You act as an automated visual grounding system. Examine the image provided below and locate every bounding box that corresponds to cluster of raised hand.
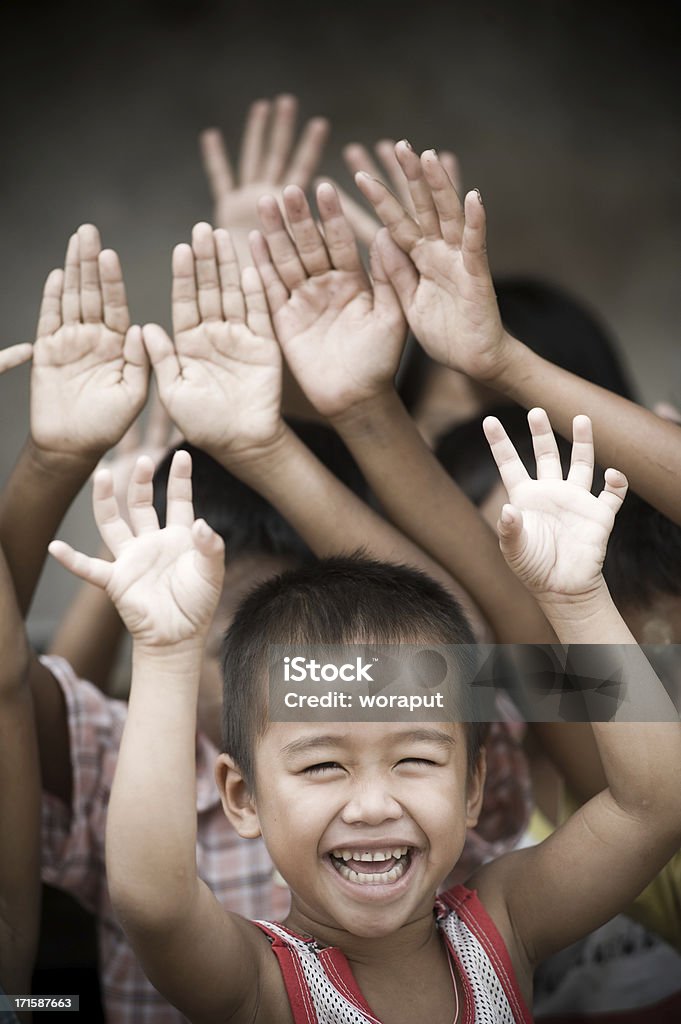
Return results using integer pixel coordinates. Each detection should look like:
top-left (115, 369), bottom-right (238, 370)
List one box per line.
top-left (1, 130), bottom-right (619, 648)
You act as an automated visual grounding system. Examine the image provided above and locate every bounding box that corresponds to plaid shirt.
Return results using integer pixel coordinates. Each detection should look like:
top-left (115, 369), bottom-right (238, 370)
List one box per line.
top-left (40, 656), bottom-right (290, 1024)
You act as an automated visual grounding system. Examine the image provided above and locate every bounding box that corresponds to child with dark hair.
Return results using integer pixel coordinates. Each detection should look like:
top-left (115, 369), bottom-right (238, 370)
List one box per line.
top-left (49, 407), bottom-right (681, 1023)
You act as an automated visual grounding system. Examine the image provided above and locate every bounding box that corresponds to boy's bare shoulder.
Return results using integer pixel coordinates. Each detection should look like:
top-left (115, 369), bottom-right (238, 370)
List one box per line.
top-left (215, 914), bottom-right (295, 1024)
top-left (467, 850), bottom-right (535, 1000)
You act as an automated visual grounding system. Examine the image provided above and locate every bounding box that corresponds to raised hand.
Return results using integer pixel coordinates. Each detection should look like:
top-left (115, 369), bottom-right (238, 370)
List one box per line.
top-left (48, 451), bottom-right (224, 647)
top-left (329, 138), bottom-right (461, 248)
top-left (143, 223), bottom-right (284, 459)
top-left (250, 182), bottom-right (407, 419)
top-left (200, 94), bottom-right (329, 258)
top-left (355, 141), bottom-right (508, 381)
top-left (483, 408), bottom-right (628, 599)
top-left (31, 224), bottom-right (149, 458)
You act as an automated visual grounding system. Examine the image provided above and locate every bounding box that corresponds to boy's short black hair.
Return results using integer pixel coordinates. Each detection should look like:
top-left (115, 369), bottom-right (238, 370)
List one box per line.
top-left (603, 492), bottom-right (681, 609)
top-left (152, 418), bottom-right (368, 562)
top-left (221, 556), bottom-right (486, 789)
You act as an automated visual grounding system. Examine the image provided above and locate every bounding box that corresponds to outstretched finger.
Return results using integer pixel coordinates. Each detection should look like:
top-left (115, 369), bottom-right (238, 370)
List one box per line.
top-left (319, 177), bottom-right (379, 248)
top-left (420, 151), bottom-right (464, 247)
top-left (100, 249), bottom-right (131, 334)
top-left (343, 143), bottom-right (385, 186)
top-left (242, 265), bottom-right (277, 339)
top-left (316, 183), bottom-right (365, 273)
top-left (192, 518), bottom-right (226, 586)
top-left (354, 172), bottom-right (422, 253)
top-left (62, 233), bottom-right (81, 324)
top-left (199, 128), bottom-right (234, 201)
top-left (249, 231), bottom-right (289, 317)
top-left (374, 229), bottom-right (418, 313)
top-left (192, 222), bottom-right (223, 322)
top-left (286, 116), bottom-right (330, 188)
top-left (142, 323), bottom-right (182, 398)
top-left (395, 142), bottom-right (441, 241)
top-left (283, 185), bottom-right (332, 276)
top-left (375, 138), bottom-right (413, 209)
top-left (482, 416), bottom-right (531, 494)
top-left (528, 408), bottom-right (563, 481)
top-left (0, 342), bottom-right (33, 374)
top-left (37, 268), bottom-right (64, 338)
top-left (440, 151), bottom-right (462, 196)
top-left (256, 195), bottom-right (306, 290)
top-left (263, 93), bottom-right (297, 182)
top-left (93, 468), bottom-right (134, 555)
top-left (369, 242), bottom-right (407, 338)
top-left (172, 243), bottom-right (200, 334)
top-left (597, 468), bottom-right (628, 514)
top-left (239, 98), bottom-right (271, 184)
top-left (567, 414), bottom-right (595, 490)
top-left (78, 224), bottom-right (103, 323)
top-left (122, 325), bottom-right (150, 401)
top-left (165, 448), bottom-right (195, 528)
top-left (461, 190), bottom-right (490, 279)
top-left (127, 455), bottom-right (160, 534)
top-left (214, 229), bottom-right (246, 322)
top-left (48, 540), bottom-right (113, 590)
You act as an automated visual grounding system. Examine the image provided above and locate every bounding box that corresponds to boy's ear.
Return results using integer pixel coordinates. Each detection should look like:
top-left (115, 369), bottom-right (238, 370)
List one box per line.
top-left (215, 754), bottom-right (261, 839)
top-left (465, 745), bottom-right (487, 829)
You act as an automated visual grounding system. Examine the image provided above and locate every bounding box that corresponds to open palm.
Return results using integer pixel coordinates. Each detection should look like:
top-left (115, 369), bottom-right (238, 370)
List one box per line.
top-left (251, 183), bottom-right (406, 418)
top-left (49, 451), bottom-right (224, 647)
top-left (484, 409), bottom-right (628, 599)
top-left (31, 224), bottom-right (148, 457)
top-left (143, 224), bottom-right (283, 457)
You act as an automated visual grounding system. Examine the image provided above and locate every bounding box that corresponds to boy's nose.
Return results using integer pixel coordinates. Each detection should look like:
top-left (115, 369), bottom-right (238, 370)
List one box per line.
top-left (340, 781), bottom-right (403, 826)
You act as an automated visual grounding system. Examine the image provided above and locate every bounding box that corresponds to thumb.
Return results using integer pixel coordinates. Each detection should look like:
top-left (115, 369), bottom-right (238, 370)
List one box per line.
top-left (375, 229), bottom-right (418, 314)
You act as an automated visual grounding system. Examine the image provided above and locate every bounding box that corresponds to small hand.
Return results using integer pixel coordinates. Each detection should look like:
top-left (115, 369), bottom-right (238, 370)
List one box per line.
top-left (31, 224), bottom-right (149, 458)
top-left (355, 142), bottom-right (507, 381)
top-left (483, 408), bottom-right (628, 599)
top-left (49, 451), bottom-right (225, 646)
top-left (143, 223), bottom-right (284, 458)
top-left (326, 138), bottom-right (460, 248)
top-left (200, 94), bottom-right (329, 258)
top-left (250, 182), bottom-right (407, 419)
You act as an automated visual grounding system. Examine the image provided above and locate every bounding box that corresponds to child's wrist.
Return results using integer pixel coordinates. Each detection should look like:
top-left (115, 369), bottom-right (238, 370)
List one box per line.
top-left (207, 420), bottom-right (291, 478)
top-left (535, 581), bottom-right (633, 643)
top-left (329, 386), bottom-right (400, 439)
top-left (26, 435), bottom-right (100, 481)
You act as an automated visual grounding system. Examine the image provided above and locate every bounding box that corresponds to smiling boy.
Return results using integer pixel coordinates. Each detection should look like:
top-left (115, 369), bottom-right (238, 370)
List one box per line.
top-left (49, 410), bottom-right (681, 1024)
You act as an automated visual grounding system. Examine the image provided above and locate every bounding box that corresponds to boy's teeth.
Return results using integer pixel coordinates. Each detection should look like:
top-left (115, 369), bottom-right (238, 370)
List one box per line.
top-left (330, 846), bottom-right (408, 862)
top-left (334, 858), bottom-right (408, 885)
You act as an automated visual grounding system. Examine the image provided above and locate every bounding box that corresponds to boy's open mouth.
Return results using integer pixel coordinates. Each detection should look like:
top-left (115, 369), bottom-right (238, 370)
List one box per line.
top-left (328, 847), bottom-right (412, 885)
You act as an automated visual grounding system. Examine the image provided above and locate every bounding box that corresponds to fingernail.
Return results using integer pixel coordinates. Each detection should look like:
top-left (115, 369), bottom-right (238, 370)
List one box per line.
top-left (474, 187), bottom-right (483, 205)
top-left (400, 138), bottom-right (414, 151)
top-left (425, 148), bottom-right (438, 158)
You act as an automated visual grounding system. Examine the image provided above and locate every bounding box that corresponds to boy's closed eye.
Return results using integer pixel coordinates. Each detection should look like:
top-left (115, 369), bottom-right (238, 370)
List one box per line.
top-left (300, 757), bottom-right (441, 776)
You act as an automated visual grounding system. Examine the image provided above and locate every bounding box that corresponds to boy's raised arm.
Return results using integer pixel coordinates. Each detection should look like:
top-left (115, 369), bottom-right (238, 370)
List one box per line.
top-left (249, 182), bottom-right (554, 643)
top-left (141, 223), bottom-right (460, 596)
top-left (356, 143), bottom-right (681, 527)
top-left (48, 453), bottom-right (263, 1023)
top-left (0, 339), bottom-right (40, 1002)
top-left (472, 410), bottom-right (681, 972)
top-left (0, 225), bottom-right (149, 805)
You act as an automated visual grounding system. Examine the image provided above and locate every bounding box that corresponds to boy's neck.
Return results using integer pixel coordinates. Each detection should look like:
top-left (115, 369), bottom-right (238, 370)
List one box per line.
top-left (285, 898), bottom-right (441, 967)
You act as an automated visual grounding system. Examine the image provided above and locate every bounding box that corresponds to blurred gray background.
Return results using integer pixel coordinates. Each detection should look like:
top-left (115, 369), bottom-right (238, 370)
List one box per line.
top-left (1, 0), bottom-right (680, 643)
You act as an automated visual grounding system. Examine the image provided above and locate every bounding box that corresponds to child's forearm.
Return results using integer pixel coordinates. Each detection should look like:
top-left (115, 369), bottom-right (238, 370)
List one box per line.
top-left (538, 585), bottom-right (681, 817)
top-left (106, 641), bottom-right (204, 931)
top-left (331, 389), bottom-right (556, 644)
top-left (0, 439), bottom-right (97, 615)
top-left (217, 424), bottom-right (462, 595)
top-left (490, 334), bottom-right (681, 526)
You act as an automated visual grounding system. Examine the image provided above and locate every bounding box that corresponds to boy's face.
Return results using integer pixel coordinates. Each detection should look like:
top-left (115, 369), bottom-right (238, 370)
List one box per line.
top-left (218, 721), bottom-right (484, 939)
